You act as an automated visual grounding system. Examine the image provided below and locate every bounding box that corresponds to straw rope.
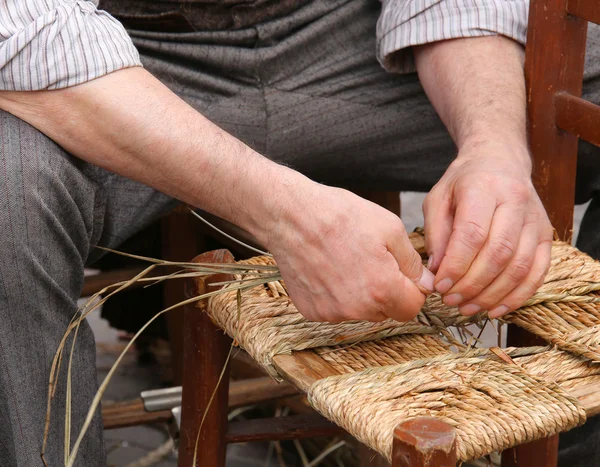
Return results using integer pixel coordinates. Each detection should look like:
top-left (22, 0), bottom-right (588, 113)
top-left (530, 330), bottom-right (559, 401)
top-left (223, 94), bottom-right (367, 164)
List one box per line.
top-left (307, 355), bottom-right (586, 462)
top-left (206, 238), bottom-right (600, 376)
top-left (314, 334), bottom-right (451, 374)
top-left (202, 232), bottom-right (600, 461)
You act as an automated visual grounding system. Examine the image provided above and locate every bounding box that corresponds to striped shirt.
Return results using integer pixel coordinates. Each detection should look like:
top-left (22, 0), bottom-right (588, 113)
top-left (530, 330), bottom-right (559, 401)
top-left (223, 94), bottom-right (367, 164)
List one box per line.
top-left (0, 0), bottom-right (528, 91)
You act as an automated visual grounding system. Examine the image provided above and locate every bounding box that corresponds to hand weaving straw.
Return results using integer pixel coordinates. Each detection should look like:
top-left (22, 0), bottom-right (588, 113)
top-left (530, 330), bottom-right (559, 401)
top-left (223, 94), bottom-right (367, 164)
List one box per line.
top-left (207, 238), bottom-right (600, 377)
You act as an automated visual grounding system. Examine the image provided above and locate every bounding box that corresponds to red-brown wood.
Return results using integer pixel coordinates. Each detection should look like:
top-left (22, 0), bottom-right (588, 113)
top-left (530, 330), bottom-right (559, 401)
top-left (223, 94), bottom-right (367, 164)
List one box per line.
top-left (504, 1), bottom-right (591, 465)
top-left (226, 413), bottom-right (342, 443)
top-left (555, 93), bottom-right (600, 147)
top-left (501, 435), bottom-right (560, 467)
top-left (392, 418), bottom-right (457, 467)
top-left (525, 0), bottom-right (587, 242)
top-left (178, 249), bottom-right (235, 467)
top-left (567, 0), bottom-right (600, 24)
top-left (162, 209), bottom-right (206, 385)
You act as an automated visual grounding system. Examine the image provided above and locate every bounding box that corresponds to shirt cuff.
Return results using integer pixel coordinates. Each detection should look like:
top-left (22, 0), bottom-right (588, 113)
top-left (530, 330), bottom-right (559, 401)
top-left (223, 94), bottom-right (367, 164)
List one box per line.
top-left (377, 0), bottom-right (528, 74)
top-left (0, 1), bottom-right (141, 91)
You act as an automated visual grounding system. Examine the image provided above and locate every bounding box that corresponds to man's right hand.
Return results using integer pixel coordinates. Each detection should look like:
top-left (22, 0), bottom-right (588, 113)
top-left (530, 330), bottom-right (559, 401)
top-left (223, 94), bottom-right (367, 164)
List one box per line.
top-left (258, 181), bottom-right (434, 322)
top-left (0, 67), bottom-right (432, 323)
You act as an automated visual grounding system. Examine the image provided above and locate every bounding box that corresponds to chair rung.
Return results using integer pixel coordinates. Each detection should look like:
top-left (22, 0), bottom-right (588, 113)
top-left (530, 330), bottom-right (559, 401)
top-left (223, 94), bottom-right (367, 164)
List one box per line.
top-left (555, 93), bottom-right (600, 147)
top-left (567, 0), bottom-right (600, 25)
top-left (226, 413), bottom-right (343, 444)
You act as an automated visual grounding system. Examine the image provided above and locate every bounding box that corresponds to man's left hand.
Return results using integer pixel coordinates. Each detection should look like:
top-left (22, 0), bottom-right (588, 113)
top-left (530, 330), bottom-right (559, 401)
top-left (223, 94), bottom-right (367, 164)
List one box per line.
top-left (423, 141), bottom-right (553, 318)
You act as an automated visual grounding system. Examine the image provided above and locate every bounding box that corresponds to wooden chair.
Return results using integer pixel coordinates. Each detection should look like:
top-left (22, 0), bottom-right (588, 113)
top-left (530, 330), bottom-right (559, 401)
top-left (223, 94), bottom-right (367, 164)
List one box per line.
top-left (176, 0), bottom-right (600, 464)
top-left (503, 1), bottom-right (600, 465)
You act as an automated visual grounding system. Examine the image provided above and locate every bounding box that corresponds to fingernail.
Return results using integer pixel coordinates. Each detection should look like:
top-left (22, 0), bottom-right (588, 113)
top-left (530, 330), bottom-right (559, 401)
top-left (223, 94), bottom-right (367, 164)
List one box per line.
top-left (426, 255), bottom-right (434, 270)
top-left (443, 293), bottom-right (463, 306)
top-left (489, 305), bottom-right (509, 318)
top-left (436, 278), bottom-right (453, 294)
top-left (418, 267), bottom-right (435, 292)
top-left (459, 303), bottom-right (481, 316)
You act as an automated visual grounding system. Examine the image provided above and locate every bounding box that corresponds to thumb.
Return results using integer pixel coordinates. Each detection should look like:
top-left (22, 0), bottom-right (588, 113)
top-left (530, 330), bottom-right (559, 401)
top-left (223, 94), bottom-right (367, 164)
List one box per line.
top-left (387, 222), bottom-right (435, 294)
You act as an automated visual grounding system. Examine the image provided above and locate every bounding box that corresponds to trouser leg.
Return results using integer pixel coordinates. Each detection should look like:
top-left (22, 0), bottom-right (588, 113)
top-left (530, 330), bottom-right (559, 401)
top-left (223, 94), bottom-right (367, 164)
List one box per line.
top-left (0, 110), bottom-right (107, 466)
top-left (0, 109), bottom-right (176, 466)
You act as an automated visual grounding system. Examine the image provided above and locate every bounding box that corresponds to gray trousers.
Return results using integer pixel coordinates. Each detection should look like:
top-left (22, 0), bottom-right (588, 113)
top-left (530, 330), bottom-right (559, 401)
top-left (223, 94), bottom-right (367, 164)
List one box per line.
top-left (1, 0), bottom-right (600, 465)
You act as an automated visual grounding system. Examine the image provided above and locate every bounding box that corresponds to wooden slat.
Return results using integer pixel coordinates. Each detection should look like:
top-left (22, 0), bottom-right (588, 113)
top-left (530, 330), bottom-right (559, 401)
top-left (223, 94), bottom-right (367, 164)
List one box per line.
top-left (226, 413), bottom-right (342, 443)
top-left (102, 399), bottom-right (172, 430)
top-left (555, 93), bottom-right (600, 147)
top-left (272, 350), bottom-right (341, 393)
top-left (568, 379), bottom-right (600, 417)
top-left (229, 376), bottom-right (299, 407)
top-left (567, 0), bottom-right (600, 25)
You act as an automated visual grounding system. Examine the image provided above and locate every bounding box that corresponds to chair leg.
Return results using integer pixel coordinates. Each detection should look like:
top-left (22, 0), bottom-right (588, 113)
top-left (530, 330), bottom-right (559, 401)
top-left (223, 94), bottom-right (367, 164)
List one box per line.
top-left (178, 250), bottom-right (234, 467)
top-left (501, 435), bottom-right (559, 467)
top-left (392, 417), bottom-right (457, 467)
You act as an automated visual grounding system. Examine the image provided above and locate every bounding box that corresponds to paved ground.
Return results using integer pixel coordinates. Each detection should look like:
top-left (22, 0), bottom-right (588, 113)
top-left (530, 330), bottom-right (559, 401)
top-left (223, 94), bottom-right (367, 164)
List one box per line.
top-left (90, 192), bottom-right (588, 466)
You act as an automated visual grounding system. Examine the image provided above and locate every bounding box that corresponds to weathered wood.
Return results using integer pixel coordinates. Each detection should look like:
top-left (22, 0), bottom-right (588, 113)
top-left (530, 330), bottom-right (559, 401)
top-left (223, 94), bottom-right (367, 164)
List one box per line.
top-left (102, 399), bottom-right (172, 430)
top-left (226, 413), bottom-right (342, 443)
top-left (273, 350), bottom-right (341, 393)
top-left (568, 378), bottom-right (600, 417)
top-left (392, 418), bottom-right (457, 467)
top-left (178, 249), bottom-right (235, 467)
top-left (229, 376), bottom-right (299, 407)
top-left (567, 0), bottom-right (600, 24)
top-left (525, 0), bottom-right (587, 241)
top-left (102, 377), bottom-right (297, 430)
top-left (555, 93), bottom-right (600, 147)
top-left (501, 435), bottom-right (560, 467)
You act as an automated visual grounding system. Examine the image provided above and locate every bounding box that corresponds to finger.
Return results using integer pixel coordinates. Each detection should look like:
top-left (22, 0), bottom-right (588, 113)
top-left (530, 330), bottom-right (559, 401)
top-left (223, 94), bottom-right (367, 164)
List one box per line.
top-left (386, 220), bottom-right (435, 293)
top-left (434, 192), bottom-right (496, 295)
top-left (488, 237), bottom-right (552, 318)
top-left (381, 269), bottom-right (427, 322)
top-left (442, 201), bottom-right (525, 307)
top-left (423, 192), bottom-right (453, 273)
top-left (458, 219), bottom-right (537, 315)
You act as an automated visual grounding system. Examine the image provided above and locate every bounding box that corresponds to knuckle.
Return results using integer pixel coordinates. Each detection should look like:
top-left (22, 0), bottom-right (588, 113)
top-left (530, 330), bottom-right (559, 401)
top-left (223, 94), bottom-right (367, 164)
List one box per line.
top-left (487, 236), bottom-right (516, 268)
top-left (455, 221), bottom-right (487, 250)
top-left (510, 185), bottom-right (530, 203)
top-left (506, 256), bottom-right (532, 283)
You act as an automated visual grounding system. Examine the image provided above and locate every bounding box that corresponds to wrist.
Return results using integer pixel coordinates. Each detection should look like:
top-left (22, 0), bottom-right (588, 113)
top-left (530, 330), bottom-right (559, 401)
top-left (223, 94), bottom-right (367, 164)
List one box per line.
top-left (235, 162), bottom-right (317, 248)
top-left (456, 135), bottom-right (532, 175)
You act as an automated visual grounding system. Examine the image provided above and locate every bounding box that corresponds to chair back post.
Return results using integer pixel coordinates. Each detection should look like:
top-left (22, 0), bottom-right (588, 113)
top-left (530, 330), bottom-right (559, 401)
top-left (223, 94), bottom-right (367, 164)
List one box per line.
top-left (525, 0), bottom-right (588, 241)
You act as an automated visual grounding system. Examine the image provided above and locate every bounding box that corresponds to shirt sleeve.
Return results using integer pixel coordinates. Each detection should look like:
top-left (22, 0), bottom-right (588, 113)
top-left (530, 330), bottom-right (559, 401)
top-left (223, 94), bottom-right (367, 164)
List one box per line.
top-left (377, 0), bottom-right (528, 74)
top-left (0, 0), bottom-right (141, 90)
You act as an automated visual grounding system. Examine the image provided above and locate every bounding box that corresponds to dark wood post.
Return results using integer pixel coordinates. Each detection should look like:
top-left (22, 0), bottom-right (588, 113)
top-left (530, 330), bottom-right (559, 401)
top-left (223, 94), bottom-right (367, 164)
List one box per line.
top-left (392, 418), bottom-right (457, 467)
top-left (178, 249), bottom-right (235, 467)
top-left (504, 0), bottom-right (589, 464)
top-left (525, 0), bottom-right (587, 241)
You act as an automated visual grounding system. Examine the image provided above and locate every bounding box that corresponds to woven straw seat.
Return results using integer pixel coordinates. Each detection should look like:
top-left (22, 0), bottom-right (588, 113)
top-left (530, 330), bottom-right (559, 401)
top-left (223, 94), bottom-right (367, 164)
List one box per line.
top-left (203, 230), bottom-right (600, 463)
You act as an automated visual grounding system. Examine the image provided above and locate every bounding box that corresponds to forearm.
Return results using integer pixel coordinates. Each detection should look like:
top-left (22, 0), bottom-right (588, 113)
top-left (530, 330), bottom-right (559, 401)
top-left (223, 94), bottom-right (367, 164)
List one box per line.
top-left (414, 36), bottom-right (530, 170)
top-left (0, 67), bottom-right (307, 242)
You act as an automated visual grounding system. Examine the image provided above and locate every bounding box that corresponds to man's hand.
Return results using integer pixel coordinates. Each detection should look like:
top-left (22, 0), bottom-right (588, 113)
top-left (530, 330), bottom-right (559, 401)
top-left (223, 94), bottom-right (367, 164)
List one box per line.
top-left (0, 67), bottom-right (433, 324)
top-left (414, 36), bottom-right (553, 317)
top-left (261, 183), bottom-right (434, 322)
top-left (424, 141), bottom-right (553, 318)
